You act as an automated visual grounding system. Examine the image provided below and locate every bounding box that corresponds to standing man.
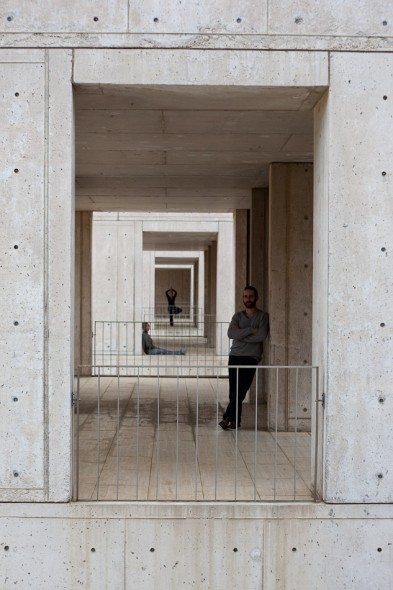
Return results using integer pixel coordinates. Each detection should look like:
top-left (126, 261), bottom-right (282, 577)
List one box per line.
top-left (219, 286), bottom-right (269, 431)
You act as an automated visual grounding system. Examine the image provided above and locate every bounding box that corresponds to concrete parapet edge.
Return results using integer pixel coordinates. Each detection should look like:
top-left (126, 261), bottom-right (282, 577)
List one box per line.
top-left (1, 501), bottom-right (393, 520)
top-left (1, 33), bottom-right (393, 51)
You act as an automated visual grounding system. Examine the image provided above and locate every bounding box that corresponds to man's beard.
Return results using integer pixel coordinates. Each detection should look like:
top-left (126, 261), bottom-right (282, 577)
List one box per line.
top-left (244, 301), bottom-right (256, 308)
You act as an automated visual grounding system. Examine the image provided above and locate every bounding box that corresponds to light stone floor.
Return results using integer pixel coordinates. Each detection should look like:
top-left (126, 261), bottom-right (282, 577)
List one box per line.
top-left (74, 375), bottom-right (315, 502)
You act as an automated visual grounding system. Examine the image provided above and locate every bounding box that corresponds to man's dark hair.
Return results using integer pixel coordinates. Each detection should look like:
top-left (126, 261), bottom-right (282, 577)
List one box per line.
top-left (244, 285), bottom-right (258, 298)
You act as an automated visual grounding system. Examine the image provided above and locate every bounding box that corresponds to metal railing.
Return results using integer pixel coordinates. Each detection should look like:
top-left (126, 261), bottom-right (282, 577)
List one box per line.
top-left (93, 320), bottom-right (231, 375)
top-left (142, 305), bottom-right (204, 322)
top-left (73, 364), bottom-right (320, 502)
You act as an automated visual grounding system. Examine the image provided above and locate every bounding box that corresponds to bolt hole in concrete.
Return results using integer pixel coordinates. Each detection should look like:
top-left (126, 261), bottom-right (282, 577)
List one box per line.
top-left (14, 244), bottom-right (18, 249)
top-left (14, 92), bottom-right (19, 97)
top-left (6, 16), bottom-right (12, 21)
top-left (382, 20), bottom-right (388, 26)
top-left (14, 168), bottom-right (19, 173)
top-left (150, 548), bottom-right (155, 552)
top-left (380, 323), bottom-right (385, 327)
top-left (377, 473), bottom-right (384, 479)
top-left (13, 321), bottom-right (19, 326)
top-left (382, 171), bottom-right (387, 176)
top-left (383, 95), bottom-right (388, 100)
top-left (4, 546), bottom-right (9, 551)
top-left (377, 547), bottom-right (383, 552)
top-left (381, 247), bottom-right (386, 252)
top-left (379, 397), bottom-right (385, 404)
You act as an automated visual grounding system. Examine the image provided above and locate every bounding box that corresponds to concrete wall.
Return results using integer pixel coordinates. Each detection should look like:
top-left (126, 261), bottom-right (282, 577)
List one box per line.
top-left (313, 53), bottom-right (393, 503)
top-left (0, 504), bottom-right (392, 589)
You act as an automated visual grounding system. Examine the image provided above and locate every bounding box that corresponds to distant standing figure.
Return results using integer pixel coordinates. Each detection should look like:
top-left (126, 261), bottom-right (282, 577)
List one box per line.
top-left (219, 286), bottom-right (269, 431)
top-left (165, 287), bottom-right (178, 326)
top-left (142, 323), bottom-right (185, 355)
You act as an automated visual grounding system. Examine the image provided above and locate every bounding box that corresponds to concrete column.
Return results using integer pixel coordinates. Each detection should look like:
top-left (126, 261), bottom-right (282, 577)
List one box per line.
top-left (314, 53), bottom-right (393, 502)
top-left (250, 189), bottom-right (268, 309)
top-left (249, 190), bottom-right (269, 408)
top-left (197, 252), bottom-right (205, 329)
top-left (0, 49), bottom-right (73, 502)
top-left (74, 212), bottom-right (92, 375)
top-left (268, 164), bottom-right (313, 431)
top-left (205, 243), bottom-right (217, 347)
top-left (216, 222), bottom-right (234, 354)
top-left (234, 209), bottom-right (248, 309)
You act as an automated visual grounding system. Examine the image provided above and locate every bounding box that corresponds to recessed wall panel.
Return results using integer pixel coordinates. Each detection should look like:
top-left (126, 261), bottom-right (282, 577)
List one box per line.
top-left (130, 0), bottom-right (267, 34)
top-left (268, 0), bottom-right (393, 36)
top-left (0, 62), bottom-right (46, 491)
top-left (0, 1), bottom-right (128, 33)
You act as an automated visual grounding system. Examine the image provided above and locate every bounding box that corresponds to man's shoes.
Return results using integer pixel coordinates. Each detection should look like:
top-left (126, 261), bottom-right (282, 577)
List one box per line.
top-left (219, 419), bottom-right (240, 431)
top-left (219, 419), bottom-right (229, 430)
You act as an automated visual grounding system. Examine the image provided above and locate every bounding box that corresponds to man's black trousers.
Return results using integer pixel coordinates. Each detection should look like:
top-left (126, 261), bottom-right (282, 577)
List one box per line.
top-left (223, 355), bottom-right (258, 426)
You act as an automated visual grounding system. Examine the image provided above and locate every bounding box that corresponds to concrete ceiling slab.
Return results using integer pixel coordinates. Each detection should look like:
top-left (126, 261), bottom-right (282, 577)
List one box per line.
top-left (75, 84), bottom-right (323, 213)
top-left (144, 231), bottom-right (217, 251)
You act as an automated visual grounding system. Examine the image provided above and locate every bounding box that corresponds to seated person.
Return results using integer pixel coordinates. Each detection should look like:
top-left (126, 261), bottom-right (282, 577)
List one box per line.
top-left (142, 322), bottom-right (185, 355)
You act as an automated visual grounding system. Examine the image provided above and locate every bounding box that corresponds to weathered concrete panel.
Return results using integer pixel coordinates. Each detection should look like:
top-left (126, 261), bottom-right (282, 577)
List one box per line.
top-left (74, 49), bottom-right (328, 87)
top-left (268, 0), bottom-right (393, 37)
top-left (264, 518), bottom-right (393, 589)
top-left (0, 61), bottom-right (46, 492)
top-left (125, 519), bottom-right (263, 589)
top-left (0, 503), bottom-right (392, 589)
top-left (130, 0), bottom-right (267, 34)
top-left (0, 0), bottom-right (128, 33)
top-left (0, 517), bottom-right (126, 589)
top-left (314, 52), bottom-right (393, 502)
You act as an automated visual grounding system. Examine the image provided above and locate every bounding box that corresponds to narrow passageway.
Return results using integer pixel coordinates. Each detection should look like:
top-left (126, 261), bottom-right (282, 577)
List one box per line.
top-left (74, 376), bottom-right (313, 502)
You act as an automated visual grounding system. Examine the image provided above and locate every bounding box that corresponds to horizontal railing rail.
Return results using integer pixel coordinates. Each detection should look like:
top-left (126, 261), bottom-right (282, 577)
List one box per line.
top-left (74, 364), bottom-right (319, 503)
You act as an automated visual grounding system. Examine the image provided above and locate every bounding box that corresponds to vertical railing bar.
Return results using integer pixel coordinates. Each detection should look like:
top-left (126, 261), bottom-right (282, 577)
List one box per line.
top-left (155, 371), bottom-right (160, 500)
top-left (136, 367), bottom-right (140, 500)
top-left (75, 366), bottom-right (81, 500)
top-left (124, 322), bottom-right (127, 365)
top-left (176, 368), bottom-right (179, 500)
top-left (115, 322), bottom-right (121, 365)
top-left (314, 366), bottom-right (320, 502)
top-left (294, 368), bottom-right (299, 501)
top-left (116, 370), bottom-right (120, 500)
top-left (234, 366), bottom-right (239, 501)
top-left (215, 372), bottom-right (219, 501)
top-left (109, 323), bottom-right (112, 370)
top-left (96, 367), bottom-right (101, 501)
top-left (195, 369), bottom-right (199, 500)
top-left (101, 323), bottom-right (104, 369)
top-left (93, 323), bottom-right (96, 368)
top-left (274, 367), bottom-right (279, 501)
top-left (254, 366), bottom-right (259, 501)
